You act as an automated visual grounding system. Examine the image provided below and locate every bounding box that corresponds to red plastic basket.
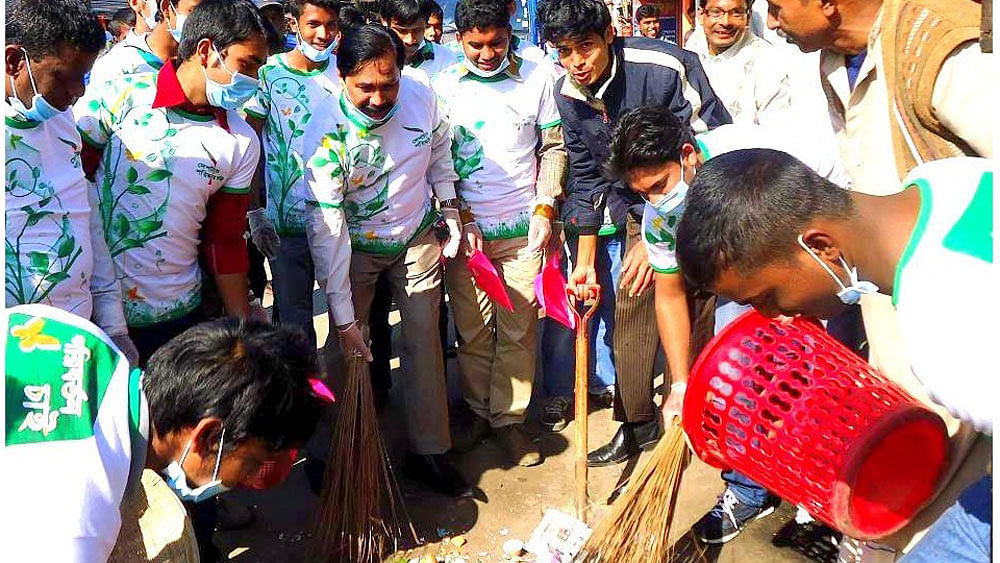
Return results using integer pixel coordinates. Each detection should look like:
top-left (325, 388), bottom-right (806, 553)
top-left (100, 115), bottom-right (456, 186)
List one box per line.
top-left (246, 448), bottom-right (298, 490)
top-left (682, 311), bottom-right (949, 539)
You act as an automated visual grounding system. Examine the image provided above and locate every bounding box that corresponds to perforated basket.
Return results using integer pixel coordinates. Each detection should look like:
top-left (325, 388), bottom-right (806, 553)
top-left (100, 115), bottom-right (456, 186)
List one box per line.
top-left (682, 311), bottom-right (949, 539)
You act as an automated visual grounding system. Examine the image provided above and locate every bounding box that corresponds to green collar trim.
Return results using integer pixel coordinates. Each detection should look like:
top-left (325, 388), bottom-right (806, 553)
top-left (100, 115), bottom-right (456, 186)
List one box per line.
top-left (278, 53), bottom-right (330, 76)
top-left (5, 115), bottom-right (40, 129)
top-left (171, 107), bottom-right (215, 122)
top-left (891, 180), bottom-right (932, 307)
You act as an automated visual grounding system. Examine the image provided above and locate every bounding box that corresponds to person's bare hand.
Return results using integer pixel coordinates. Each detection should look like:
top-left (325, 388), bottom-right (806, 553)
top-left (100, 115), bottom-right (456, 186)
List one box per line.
top-left (619, 242), bottom-right (654, 297)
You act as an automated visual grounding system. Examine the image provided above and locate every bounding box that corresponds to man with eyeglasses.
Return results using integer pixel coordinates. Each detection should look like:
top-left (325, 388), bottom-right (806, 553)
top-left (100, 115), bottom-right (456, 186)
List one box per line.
top-left (685, 0), bottom-right (790, 127)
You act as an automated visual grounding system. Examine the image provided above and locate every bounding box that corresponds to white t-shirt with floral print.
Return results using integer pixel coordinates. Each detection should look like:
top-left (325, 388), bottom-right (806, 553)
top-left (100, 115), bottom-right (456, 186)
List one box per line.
top-left (75, 72), bottom-right (260, 327)
top-left (88, 31), bottom-right (163, 87)
top-left (433, 56), bottom-right (562, 240)
top-left (244, 53), bottom-right (340, 236)
top-left (5, 104), bottom-right (126, 335)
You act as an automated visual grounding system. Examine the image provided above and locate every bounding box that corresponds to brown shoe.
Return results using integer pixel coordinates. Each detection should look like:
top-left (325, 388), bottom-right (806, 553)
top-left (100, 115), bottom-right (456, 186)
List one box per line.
top-left (495, 424), bottom-right (542, 467)
top-left (450, 415), bottom-right (491, 453)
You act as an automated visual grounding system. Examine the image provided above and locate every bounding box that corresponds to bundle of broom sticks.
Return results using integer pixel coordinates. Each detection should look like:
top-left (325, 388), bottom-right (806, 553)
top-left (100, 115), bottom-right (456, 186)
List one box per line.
top-left (312, 353), bottom-right (418, 562)
top-left (576, 422), bottom-right (693, 562)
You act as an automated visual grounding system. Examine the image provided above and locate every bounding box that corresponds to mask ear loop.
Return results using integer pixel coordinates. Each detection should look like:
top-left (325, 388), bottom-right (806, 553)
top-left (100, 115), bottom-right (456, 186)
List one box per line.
top-left (797, 234), bottom-right (849, 291)
top-left (210, 427), bottom-right (226, 481)
top-left (17, 49), bottom-right (40, 97)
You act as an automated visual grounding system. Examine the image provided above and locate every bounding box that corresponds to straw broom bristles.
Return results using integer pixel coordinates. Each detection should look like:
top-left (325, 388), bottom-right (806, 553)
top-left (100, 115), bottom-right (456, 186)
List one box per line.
top-left (312, 354), bottom-right (418, 562)
top-left (576, 423), bottom-right (693, 563)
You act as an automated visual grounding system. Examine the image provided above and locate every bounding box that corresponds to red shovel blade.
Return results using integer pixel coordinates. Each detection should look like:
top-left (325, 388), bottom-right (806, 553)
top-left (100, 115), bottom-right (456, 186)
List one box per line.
top-left (467, 249), bottom-right (514, 311)
top-left (535, 253), bottom-right (576, 330)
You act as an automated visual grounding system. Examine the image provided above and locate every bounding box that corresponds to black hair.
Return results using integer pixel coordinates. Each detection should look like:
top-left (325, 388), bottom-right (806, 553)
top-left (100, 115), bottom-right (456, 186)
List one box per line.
top-left (605, 104), bottom-right (692, 181)
top-left (676, 149), bottom-right (854, 290)
top-left (698, 0), bottom-right (752, 10)
top-left (538, 0), bottom-right (611, 44)
top-left (337, 23), bottom-right (405, 76)
top-left (144, 318), bottom-right (325, 452)
top-left (112, 7), bottom-right (138, 29)
top-left (455, 0), bottom-right (511, 34)
top-left (6, 0), bottom-right (106, 59)
top-left (636, 4), bottom-right (661, 20)
top-left (339, 4), bottom-right (370, 33)
top-left (178, 0), bottom-right (277, 60)
top-left (379, 0), bottom-right (430, 25)
top-left (424, 0), bottom-right (445, 20)
top-left (286, 0), bottom-right (342, 19)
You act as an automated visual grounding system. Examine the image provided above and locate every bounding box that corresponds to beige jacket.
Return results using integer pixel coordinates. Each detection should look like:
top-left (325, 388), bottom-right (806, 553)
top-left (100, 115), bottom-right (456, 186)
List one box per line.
top-left (819, 7), bottom-right (994, 197)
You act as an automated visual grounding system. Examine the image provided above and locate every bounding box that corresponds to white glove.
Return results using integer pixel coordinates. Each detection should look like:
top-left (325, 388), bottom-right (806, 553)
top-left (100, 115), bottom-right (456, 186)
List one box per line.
top-left (462, 221), bottom-right (484, 256)
top-left (525, 214), bottom-right (552, 254)
top-left (441, 207), bottom-right (463, 259)
top-left (110, 332), bottom-right (140, 367)
top-left (247, 208), bottom-right (280, 260)
top-left (338, 321), bottom-right (373, 362)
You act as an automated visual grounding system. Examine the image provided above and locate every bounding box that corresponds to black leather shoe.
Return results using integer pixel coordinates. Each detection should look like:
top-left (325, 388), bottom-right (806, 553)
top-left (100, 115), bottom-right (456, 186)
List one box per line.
top-left (403, 452), bottom-right (471, 497)
top-left (587, 420), bottom-right (661, 467)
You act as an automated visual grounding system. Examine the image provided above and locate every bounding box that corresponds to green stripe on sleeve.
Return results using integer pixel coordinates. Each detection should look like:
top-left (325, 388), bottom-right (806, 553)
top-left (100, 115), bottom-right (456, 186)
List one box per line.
top-left (539, 119), bottom-right (562, 130)
top-left (220, 185), bottom-right (251, 194)
top-left (652, 265), bottom-right (680, 275)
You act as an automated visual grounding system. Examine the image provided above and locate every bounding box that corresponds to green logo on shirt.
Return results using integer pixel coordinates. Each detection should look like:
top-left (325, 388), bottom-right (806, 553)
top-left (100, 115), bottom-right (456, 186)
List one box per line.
top-left (403, 125), bottom-right (431, 147)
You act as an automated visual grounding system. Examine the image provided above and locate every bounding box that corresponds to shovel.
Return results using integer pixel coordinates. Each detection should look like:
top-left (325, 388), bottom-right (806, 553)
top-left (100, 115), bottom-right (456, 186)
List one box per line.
top-left (569, 284), bottom-right (601, 523)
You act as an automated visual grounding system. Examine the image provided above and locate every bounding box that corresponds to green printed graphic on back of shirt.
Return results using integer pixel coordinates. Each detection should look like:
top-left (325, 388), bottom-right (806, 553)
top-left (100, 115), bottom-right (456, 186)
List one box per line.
top-left (645, 210), bottom-right (679, 250)
top-left (5, 313), bottom-right (121, 445)
top-left (942, 171), bottom-right (993, 263)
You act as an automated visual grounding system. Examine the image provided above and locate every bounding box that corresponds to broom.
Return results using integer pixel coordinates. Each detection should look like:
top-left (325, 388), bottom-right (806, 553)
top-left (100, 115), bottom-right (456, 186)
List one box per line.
top-left (313, 348), bottom-right (418, 562)
top-left (575, 421), bottom-right (694, 562)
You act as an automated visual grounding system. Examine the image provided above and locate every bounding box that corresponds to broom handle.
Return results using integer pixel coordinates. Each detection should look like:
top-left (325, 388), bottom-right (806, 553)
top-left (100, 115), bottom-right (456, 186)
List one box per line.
top-left (575, 321), bottom-right (589, 522)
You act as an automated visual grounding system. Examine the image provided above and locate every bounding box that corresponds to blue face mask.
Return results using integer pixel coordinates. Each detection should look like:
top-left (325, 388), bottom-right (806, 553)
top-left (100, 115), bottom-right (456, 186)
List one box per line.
top-left (646, 167), bottom-right (689, 214)
top-left (7, 50), bottom-right (64, 123)
top-left (161, 427), bottom-right (230, 503)
top-left (168, 3), bottom-right (187, 43)
top-left (297, 32), bottom-right (339, 62)
top-left (797, 235), bottom-right (879, 305)
top-left (340, 87), bottom-right (397, 129)
top-left (203, 44), bottom-right (260, 110)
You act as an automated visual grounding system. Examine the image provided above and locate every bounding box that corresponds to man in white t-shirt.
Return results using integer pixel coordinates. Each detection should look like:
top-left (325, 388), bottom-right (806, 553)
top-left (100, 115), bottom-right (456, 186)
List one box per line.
top-left (3, 303), bottom-right (327, 562)
top-left (684, 0), bottom-right (790, 127)
top-left (306, 25), bottom-right (469, 497)
top-left (675, 151), bottom-right (992, 562)
top-left (88, 0), bottom-right (203, 87)
top-left (604, 106), bottom-right (849, 544)
top-left (5, 0), bottom-right (138, 364)
top-left (381, 0), bottom-right (459, 84)
top-left (76, 1), bottom-right (270, 364)
top-left (433, 0), bottom-right (566, 467)
top-left (243, 0), bottom-right (345, 349)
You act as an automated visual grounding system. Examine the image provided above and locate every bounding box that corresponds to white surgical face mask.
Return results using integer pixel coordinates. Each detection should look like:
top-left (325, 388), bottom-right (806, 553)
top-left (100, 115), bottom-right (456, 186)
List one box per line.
top-left (463, 45), bottom-right (511, 78)
top-left (161, 427), bottom-right (230, 503)
top-left (297, 32), bottom-right (338, 62)
top-left (797, 235), bottom-right (879, 305)
top-left (168, 2), bottom-right (187, 43)
top-left (647, 166), bottom-right (689, 214)
top-left (142, 0), bottom-right (159, 30)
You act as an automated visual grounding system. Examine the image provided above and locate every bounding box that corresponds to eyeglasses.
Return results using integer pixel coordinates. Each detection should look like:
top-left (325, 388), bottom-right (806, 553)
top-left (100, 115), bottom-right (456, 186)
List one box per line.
top-left (705, 7), bottom-right (749, 21)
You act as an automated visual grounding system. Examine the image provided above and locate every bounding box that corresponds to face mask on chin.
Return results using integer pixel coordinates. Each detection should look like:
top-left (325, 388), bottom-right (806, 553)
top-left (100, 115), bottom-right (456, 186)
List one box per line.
top-left (160, 427), bottom-right (230, 503)
top-left (340, 85), bottom-right (397, 129)
top-left (7, 50), bottom-right (63, 122)
top-left (796, 235), bottom-right (879, 305)
top-left (463, 47), bottom-right (510, 78)
top-left (297, 32), bottom-right (339, 62)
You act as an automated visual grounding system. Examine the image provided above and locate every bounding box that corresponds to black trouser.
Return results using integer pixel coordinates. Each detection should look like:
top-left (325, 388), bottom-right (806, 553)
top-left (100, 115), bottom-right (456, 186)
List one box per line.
top-left (128, 310), bottom-right (204, 368)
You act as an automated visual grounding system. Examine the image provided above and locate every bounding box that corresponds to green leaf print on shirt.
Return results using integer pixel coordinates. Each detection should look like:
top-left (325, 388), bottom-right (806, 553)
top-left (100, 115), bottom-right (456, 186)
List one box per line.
top-left (452, 124), bottom-right (484, 180)
top-left (645, 213), bottom-right (678, 251)
top-left (265, 76), bottom-right (314, 234)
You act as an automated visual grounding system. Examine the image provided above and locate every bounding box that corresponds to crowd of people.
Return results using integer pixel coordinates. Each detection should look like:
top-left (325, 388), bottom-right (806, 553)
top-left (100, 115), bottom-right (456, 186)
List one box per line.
top-left (4, 0), bottom-right (992, 561)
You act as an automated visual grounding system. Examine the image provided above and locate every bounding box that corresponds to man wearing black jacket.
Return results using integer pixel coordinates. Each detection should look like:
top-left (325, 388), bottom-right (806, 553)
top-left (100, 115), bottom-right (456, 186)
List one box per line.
top-left (539, 0), bottom-right (730, 466)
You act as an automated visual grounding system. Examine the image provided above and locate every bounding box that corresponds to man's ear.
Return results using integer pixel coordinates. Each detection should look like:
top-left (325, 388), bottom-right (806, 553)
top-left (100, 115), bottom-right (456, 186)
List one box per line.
top-left (800, 229), bottom-right (843, 262)
top-left (4, 45), bottom-right (25, 80)
top-left (820, 0), bottom-right (838, 18)
top-left (189, 417), bottom-right (225, 456)
top-left (604, 24), bottom-right (616, 43)
top-left (681, 142), bottom-right (699, 169)
top-left (194, 37), bottom-right (213, 67)
top-left (455, 31), bottom-right (463, 45)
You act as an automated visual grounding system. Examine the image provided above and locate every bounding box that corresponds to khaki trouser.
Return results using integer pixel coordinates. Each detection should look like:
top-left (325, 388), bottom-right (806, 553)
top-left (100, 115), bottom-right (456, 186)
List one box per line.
top-left (858, 293), bottom-right (991, 553)
top-left (446, 237), bottom-right (542, 427)
top-left (350, 227), bottom-right (451, 455)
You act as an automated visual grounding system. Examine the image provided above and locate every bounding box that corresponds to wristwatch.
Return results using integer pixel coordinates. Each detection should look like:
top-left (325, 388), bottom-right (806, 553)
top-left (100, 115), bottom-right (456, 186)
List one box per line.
top-left (440, 198), bottom-right (460, 209)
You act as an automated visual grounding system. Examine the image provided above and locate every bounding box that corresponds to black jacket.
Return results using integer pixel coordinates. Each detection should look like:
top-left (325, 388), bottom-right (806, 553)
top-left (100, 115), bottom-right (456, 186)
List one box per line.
top-left (555, 37), bottom-right (731, 235)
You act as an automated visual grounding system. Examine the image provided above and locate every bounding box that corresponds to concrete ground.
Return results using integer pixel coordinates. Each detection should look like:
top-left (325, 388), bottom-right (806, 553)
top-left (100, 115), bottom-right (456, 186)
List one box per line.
top-left (215, 286), bottom-right (841, 562)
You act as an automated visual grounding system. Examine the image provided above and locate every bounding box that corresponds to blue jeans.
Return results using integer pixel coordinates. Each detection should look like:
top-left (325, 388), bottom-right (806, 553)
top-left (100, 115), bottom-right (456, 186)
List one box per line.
top-left (541, 233), bottom-right (622, 397)
top-left (901, 476), bottom-right (992, 563)
top-left (270, 234), bottom-right (317, 347)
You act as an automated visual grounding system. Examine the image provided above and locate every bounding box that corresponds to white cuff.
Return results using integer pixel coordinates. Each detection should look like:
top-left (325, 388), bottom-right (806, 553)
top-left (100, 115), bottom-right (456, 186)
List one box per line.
top-left (432, 181), bottom-right (457, 202)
